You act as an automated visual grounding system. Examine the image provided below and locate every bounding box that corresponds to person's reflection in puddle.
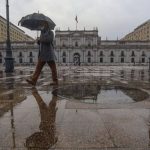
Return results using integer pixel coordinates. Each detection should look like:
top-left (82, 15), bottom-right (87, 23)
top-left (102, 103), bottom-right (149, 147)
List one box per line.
top-left (26, 86), bottom-right (58, 149)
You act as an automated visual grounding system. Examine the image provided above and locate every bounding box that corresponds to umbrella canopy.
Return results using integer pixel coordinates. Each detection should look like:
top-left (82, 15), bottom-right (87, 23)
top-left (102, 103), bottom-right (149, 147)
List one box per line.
top-left (18, 13), bottom-right (56, 30)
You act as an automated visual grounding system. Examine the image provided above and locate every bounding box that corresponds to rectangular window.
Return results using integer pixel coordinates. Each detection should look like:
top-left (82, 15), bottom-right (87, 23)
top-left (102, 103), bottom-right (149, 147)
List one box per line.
top-left (30, 58), bottom-right (33, 63)
top-left (121, 58), bottom-right (124, 63)
top-left (110, 57), bottom-right (114, 63)
top-left (88, 57), bottom-right (91, 63)
top-left (63, 57), bottom-right (66, 63)
top-left (131, 58), bottom-right (135, 63)
top-left (0, 59), bottom-right (2, 63)
top-left (142, 58), bottom-right (145, 63)
top-left (19, 58), bottom-right (22, 63)
top-left (100, 58), bottom-right (103, 63)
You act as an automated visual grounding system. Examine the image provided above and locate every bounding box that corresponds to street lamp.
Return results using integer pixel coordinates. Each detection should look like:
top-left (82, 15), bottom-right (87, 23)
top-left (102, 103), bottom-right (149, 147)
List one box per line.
top-left (5, 0), bottom-right (14, 73)
top-left (149, 57), bottom-right (150, 71)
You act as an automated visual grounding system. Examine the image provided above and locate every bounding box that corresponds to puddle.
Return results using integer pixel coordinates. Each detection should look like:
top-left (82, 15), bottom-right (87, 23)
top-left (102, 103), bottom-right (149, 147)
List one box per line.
top-left (56, 84), bottom-right (149, 104)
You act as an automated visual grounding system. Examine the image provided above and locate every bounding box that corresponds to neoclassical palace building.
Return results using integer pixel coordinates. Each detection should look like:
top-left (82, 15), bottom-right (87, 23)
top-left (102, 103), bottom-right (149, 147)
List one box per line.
top-left (0, 29), bottom-right (150, 66)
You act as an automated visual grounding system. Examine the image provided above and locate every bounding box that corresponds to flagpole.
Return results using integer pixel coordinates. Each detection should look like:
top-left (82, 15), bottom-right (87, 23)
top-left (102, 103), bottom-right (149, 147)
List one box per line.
top-left (75, 15), bottom-right (78, 30)
top-left (76, 21), bottom-right (77, 30)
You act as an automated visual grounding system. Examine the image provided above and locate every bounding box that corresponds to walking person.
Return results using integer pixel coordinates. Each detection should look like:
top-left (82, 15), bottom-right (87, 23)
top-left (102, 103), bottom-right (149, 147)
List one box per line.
top-left (26, 22), bottom-right (58, 86)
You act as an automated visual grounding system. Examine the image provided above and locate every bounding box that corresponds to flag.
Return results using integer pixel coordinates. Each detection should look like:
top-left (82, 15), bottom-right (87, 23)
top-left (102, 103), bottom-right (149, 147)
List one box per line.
top-left (75, 15), bottom-right (78, 23)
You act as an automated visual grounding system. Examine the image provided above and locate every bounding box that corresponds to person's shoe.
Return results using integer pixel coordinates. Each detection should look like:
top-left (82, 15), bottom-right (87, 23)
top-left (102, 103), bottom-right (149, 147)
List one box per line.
top-left (26, 77), bottom-right (36, 86)
top-left (52, 89), bottom-right (58, 96)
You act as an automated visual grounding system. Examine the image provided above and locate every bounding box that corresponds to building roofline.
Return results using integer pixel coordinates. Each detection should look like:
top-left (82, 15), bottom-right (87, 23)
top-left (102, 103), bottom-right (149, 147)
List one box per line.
top-left (102, 40), bottom-right (150, 42)
top-left (135, 19), bottom-right (150, 31)
top-left (0, 15), bottom-right (35, 40)
top-left (0, 41), bottom-right (36, 44)
top-left (55, 29), bottom-right (98, 32)
top-left (0, 15), bottom-right (25, 33)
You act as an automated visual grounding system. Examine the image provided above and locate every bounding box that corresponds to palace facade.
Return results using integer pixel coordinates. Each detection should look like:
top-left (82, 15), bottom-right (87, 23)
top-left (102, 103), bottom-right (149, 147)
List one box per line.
top-left (55, 29), bottom-right (150, 65)
top-left (0, 29), bottom-right (150, 66)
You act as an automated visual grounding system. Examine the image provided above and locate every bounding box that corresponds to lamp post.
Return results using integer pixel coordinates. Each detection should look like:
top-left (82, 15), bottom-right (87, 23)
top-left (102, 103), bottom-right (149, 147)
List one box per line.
top-left (5, 0), bottom-right (14, 73)
top-left (149, 57), bottom-right (150, 71)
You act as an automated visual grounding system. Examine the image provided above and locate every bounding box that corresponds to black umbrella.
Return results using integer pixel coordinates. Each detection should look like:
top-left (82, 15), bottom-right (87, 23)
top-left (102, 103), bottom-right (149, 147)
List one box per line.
top-left (18, 13), bottom-right (56, 30)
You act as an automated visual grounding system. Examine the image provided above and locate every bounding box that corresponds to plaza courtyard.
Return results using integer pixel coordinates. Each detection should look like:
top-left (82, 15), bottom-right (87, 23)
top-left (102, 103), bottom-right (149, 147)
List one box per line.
top-left (0, 65), bottom-right (150, 149)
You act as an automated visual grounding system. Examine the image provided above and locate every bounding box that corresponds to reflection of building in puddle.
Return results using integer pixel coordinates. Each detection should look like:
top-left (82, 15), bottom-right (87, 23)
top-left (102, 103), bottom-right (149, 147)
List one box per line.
top-left (0, 75), bottom-right (25, 101)
top-left (30, 71), bottom-right (33, 74)
top-left (19, 70), bottom-right (23, 75)
top-left (26, 88), bottom-right (58, 149)
top-left (57, 84), bottom-right (148, 104)
top-left (120, 69), bottom-right (148, 81)
top-left (148, 113), bottom-right (150, 147)
top-left (0, 70), bottom-right (3, 78)
top-left (0, 89), bottom-right (25, 101)
top-left (0, 74), bottom-right (17, 148)
top-left (58, 84), bottom-right (100, 103)
top-left (0, 74), bottom-right (26, 148)
top-left (10, 102), bottom-right (16, 148)
top-left (148, 71), bottom-right (150, 82)
top-left (131, 70), bottom-right (135, 80)
top-left (0, 102), bottom-right (17, 148)
top-left (0, 74), bottom-right (26, 120)
top-left (140, 70), bottom-right (145, 80)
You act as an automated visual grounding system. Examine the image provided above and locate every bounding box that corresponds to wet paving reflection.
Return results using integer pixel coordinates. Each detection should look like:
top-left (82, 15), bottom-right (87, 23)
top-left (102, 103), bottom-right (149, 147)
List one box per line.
top-left (1, 66), bottom-right (150, 83)
top-left (0, 66), bottom-right (150, 149)
top-left (56, 84), bottom-right (149, 104)
top-left (0, 86), bottom-right (60, 149)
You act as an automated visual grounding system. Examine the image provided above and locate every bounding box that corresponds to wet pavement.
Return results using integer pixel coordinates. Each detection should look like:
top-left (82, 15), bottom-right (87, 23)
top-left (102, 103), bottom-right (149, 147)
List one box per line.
top-left (0, 65), bottom-right (150, 149)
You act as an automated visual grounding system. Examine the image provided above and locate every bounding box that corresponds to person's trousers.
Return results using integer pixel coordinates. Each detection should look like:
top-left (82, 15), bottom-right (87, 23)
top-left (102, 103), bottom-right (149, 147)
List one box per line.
top-left (32, 59), bottom-right (58, 84)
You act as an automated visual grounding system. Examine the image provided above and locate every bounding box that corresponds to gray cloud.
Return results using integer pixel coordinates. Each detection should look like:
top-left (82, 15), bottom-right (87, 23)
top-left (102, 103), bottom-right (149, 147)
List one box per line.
top-left (0, 0), bottom-right (149, 39)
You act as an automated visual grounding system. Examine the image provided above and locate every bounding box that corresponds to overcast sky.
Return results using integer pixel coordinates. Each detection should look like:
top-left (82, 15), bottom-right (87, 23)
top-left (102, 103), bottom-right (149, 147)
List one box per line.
top-left (0, 0), bottom-right (149, 40)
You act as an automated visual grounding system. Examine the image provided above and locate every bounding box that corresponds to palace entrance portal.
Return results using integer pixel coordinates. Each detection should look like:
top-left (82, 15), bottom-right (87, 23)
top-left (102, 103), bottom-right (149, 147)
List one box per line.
top-left (73, 53), bottom-right (80, 66)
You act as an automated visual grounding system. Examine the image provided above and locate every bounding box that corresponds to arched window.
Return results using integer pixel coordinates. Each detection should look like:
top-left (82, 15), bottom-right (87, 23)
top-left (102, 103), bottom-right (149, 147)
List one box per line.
top-left (73, 53), bottom-right (80, 66)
